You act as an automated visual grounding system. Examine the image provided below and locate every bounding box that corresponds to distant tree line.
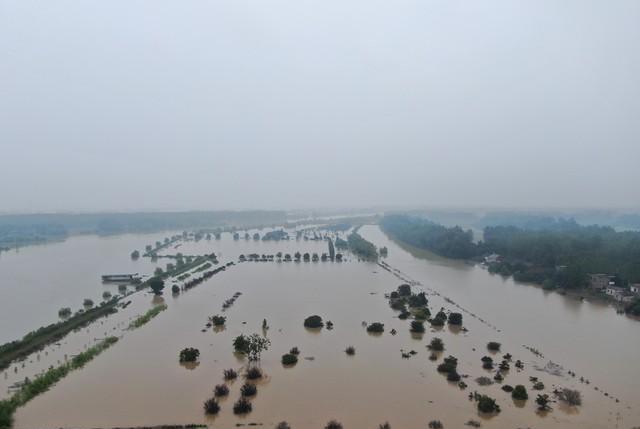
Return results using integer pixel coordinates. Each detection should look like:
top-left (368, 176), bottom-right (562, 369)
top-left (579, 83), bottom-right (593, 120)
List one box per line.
top-left (0, 211), bottom-right (286, 248)
top-left (381, 214), bottom-right (640, 289)
top-left (381, 215), bottom-right (476, 259)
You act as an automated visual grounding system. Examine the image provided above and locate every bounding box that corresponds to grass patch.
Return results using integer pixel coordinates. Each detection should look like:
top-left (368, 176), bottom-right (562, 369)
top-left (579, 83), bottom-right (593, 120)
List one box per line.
top-left (128, 304), bottom-right (168, 330)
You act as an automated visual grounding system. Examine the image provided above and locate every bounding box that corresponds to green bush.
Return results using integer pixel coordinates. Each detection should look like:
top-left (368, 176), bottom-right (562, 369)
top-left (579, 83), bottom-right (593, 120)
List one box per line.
top-left (203, 398), bottom-right (220, 414)
top-left (477, 395), bottom-right (501, 413)
top-left (282, 353), bottom-right (298, 365)
top-left (367, 322), bottom-right (384, 333)
top-left (304, 315), bottom-right (324, 328)
top-left (448, 312), bottom-right (463, 325)
top-left (241, 383), bottom-right (257, 397)
top-left (487, 342), bottom-right (501, 352)
top-left (214, 384), bottom-right (229, 397)
top-left (223, 368), bottom-right (238, 380)
top-left (209, 315), bottom-right (226, 326)
top-left (179, 347), bottom-right (200, 363)
top-left (233, 397), bottom-right (252, 414)
top-left (397, 284), bottom-right (411, 296)
top-left (245, 367), bottom-right (263, 380)
top-left (430, 317), bottom-right (445, 327)
top-left (512, 385), bottom-right (528, 400)
top-left (410, 320), bottom-right (425, 333)
top-left (428, 337), bottom-right (444, 351)
top-left (413, 308), bottom-right (431, 320)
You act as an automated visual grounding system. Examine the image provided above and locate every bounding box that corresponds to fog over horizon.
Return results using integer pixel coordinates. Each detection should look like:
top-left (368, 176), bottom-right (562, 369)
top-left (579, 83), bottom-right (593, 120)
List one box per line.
top-left (1, 0), bottom-right (639, 214)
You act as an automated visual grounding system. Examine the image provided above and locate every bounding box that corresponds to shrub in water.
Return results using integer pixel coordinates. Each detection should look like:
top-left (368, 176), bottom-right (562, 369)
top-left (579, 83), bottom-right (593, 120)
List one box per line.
top-left (276, 423), bottom-right (291, 429)
top-left (304, 315), bottom-right (324, 328)
top-left (282, 353), bottom-right (298, 365)
top-left (447, 371), bottom-right (461, 382)
top-left (241, 383), bottom-right (257, 397)
top-left (325, 420), bottom-right (343, 429)
top-left (245, 367), bottom-right (263, 380)
top-left (502, 384), bottom-right (514, 392)
top-left (367, 322), bottom-right (385, 333)
top-left (477, 395), bottom-right (500, 414)
top-left (428, 337), bottom-right (445, 351)
top-left (448, 312), bottom-right (463, 325)
top-left (430, 317), bottom-right (445, 327)
top-left (345, 346), bottom-right (356, 355)
top-left (289, 347), bottom-right (300, 355)
top-left (410, 320), bottom-right (425, 333)
top-left (233, 397), bottom-right (252, 414)
top-left (214, 384), bottom-right (229, 397)
top-left (487, 342), bottom-right (501, 352)
top-left (557, 388), bottom-right (582, 406)
top-left (397, 284), bottom-right (411, 296)
top-left (210, 315), bottom-right (226, 326)
top-left (408, 292), bottom-right (428, 307)
top-left (179, 347), bottom-right (200, 363)
top-left (203, 397), bottom-right (220, 414)
top-left (428, 421), bottom-right (443, 429)
top-left (223, 368), bottom-right (238, 380)
top-left (413, 308), bottom-right (431, 320)
top-left (512, 385), bottom-right (528, 400)
top-left (233, 335), bottom-right (249, 354)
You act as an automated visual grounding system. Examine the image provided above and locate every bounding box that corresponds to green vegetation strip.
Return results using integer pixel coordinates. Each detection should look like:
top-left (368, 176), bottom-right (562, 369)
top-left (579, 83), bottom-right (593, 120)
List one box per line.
top-left (347, 231), bottom-right (378, 260)
top-left (193, 262), bottom-right (213, 273)
top-left (0, 299), bottom-right (119, 371)
top-left (0, 336), bottom-right (118, 429)
top-left (128, 304), bottom-right (168, 330)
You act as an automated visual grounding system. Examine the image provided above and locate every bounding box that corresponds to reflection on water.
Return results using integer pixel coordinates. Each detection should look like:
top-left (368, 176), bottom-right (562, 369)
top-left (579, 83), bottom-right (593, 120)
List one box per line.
top-left (4, 226), bottom-right (638, 428)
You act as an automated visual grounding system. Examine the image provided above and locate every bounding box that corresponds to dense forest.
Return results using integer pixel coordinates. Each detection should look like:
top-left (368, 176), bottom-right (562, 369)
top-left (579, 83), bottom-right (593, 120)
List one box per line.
top-left (381, 214), bottom-right (640, 289)
top-left (0, 211), bottom-right (286, 248)
top-left (380, 215), bottom-right (477, 259)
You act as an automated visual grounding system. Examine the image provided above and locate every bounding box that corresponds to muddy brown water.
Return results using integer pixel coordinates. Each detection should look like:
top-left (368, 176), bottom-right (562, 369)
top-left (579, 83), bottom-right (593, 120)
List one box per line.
top-left (4, 226), bottom-right (639, 428)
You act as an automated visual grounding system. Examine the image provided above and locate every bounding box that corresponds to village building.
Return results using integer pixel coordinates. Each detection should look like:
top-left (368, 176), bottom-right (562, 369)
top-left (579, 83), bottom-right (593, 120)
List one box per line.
top-left (589, 273), bottom-right (614, 291)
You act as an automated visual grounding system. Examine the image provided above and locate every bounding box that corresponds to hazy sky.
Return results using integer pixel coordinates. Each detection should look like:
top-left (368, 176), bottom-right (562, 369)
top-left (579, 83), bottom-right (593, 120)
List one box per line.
top-left (1, 0), bottom-right (639, 213)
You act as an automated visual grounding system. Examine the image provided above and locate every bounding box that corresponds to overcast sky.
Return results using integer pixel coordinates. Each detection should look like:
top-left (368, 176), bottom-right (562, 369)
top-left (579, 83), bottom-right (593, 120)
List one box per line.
top-left (1, 0), bottom-right (639, 213)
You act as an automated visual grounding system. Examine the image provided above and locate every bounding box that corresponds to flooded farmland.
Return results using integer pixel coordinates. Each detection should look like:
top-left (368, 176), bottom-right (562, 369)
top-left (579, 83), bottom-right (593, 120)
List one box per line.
top-left (3, 225), bottom-right (639, 428)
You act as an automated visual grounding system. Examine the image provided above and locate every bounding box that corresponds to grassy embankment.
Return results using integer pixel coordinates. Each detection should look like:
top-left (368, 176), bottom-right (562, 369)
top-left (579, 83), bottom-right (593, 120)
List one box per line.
top-left (0, 299), bottom-right (120, 372)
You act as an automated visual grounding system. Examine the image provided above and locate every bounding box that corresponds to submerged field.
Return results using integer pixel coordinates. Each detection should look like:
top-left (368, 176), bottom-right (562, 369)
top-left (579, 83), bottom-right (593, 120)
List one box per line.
top-left (1, 226), bottom-right (639, 428)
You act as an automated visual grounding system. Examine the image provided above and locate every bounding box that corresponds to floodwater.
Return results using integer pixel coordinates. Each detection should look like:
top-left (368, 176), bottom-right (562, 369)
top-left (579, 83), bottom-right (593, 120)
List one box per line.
top-left (0, 233), bottom-right (167, 343)
top-left (6, 226), bottom-right (640, 428)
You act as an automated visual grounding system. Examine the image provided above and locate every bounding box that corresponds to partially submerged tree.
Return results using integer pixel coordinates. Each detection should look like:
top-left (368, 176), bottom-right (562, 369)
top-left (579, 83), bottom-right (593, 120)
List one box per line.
top-left (536, 394), bottom-right (551, 411)
top-left (304, 315), bottom-right (324, 328)
top-left (512, 385), bottom-right (528, 400)
top-left (428, 337), bottom-right (445, 351)
top-left (367, 322), bottom-right (385, 333)
top-left (477, 395), bottom-right (501, 414)
top-left (448, 312), bottom-right (463, 325)
top-left (179, 347), bottom-right (200, 363)
top-left (557, 388), bottom-right (582, 406)
top-left (149, 277), bottom-right (165, 295)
